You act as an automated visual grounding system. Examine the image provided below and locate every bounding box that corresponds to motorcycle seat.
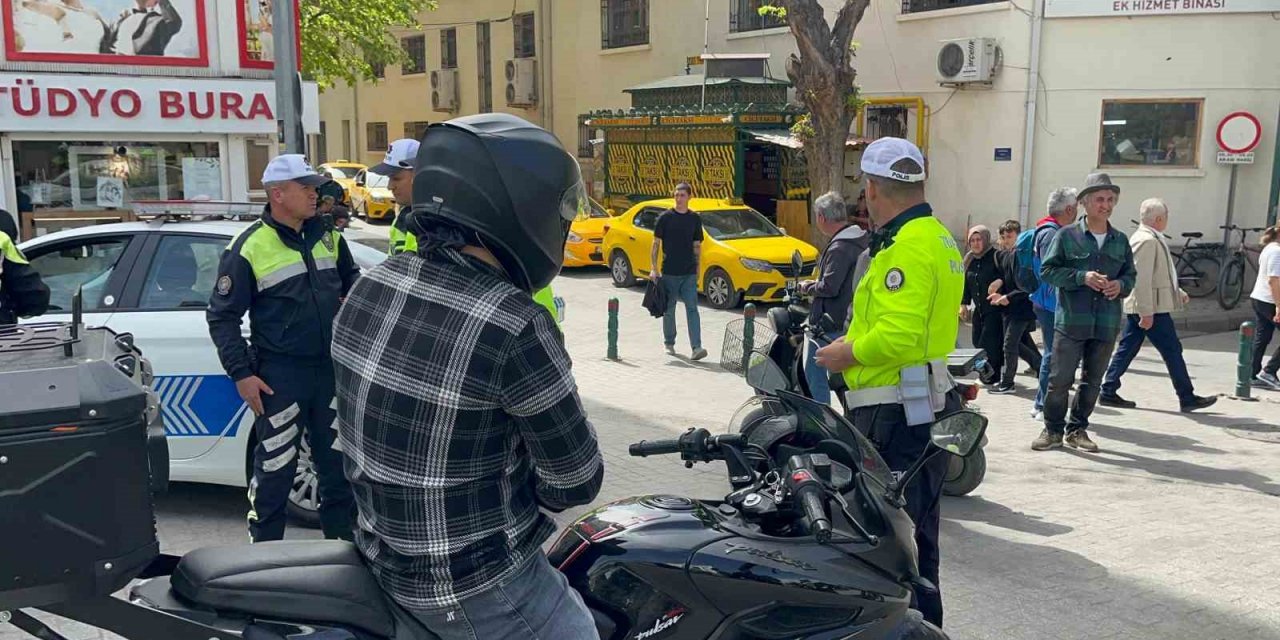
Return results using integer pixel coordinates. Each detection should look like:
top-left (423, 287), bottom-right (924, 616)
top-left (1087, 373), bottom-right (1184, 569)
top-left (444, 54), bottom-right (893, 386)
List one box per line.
top-left (171, 540), bottom-right (396, 637)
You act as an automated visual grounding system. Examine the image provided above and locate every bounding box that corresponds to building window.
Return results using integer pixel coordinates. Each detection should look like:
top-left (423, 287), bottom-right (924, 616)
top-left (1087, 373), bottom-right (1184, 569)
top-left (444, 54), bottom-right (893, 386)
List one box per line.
top-left (367, 122), bottom-right (389, 152)
top-left (440, 28), bottom-right (458, 69)
top-left (729, 0), bottom-right (786, 33)
top-left (402, 35), bottom-right (426, 75)
top-left (513, 13), bottom-right (536, 58)
top-left (1098, 99), bottom-right (1203, 168)
top-left (371, 61), bottom-right (386, 79)
top-left (315, 122), bottom-right (328, 164)
top-left (342, 120), bottom-right (353, 158)
top-left (403, 121), bottom-right (430, 141)
top-left (577, 115), bottom-right (602, 159)
top-left (901, 0), bottom-right (1003, 13)
top-left (601, 0), bottom-right (648, 49)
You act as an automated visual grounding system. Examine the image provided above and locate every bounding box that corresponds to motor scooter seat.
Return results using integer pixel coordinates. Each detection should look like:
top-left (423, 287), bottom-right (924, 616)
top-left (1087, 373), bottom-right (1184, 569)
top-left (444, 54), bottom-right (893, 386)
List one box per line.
top-left (171, 541), bottom-right (395, 637)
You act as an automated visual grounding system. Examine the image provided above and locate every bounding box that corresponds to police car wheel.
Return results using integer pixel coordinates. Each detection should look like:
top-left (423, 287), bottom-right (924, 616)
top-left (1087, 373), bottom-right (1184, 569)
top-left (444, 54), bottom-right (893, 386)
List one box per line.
top-left (704, 268), bottom-right (740, 309)
top-left (287, 437), bottom-right (322, 527)
top-left (942, 446), bottom-right (985, 497)
top-left (610, 251), bottom-right (637, 287)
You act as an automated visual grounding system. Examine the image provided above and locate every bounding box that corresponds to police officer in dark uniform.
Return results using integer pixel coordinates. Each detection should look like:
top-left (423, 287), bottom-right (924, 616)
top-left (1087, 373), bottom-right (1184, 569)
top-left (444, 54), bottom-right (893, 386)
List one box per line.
top-left (0, 209), bottom-right (49, 326)
top-left (816, 138), bottom-right (964, 628)
top-left (206, 154), bottom-right (359, 543)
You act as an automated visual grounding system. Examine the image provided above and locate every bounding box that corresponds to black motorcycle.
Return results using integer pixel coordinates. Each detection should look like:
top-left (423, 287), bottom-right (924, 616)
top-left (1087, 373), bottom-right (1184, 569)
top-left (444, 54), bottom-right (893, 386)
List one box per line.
top-left (2, 312), bottom-right (985, 640)
top-left (754, 253), bottom-right (988, 497)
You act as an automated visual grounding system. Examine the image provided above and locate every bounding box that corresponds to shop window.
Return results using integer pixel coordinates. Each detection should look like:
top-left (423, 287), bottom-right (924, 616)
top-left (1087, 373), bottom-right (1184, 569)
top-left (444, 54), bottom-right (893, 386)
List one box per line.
top-left (13, 141), bottom-right (222, 212)
top-left (404, 121), bottom-right (430, 141)
top-left (367, 123), bottom-right (389, 152)
top-left (514, 13), bottom-right (536, 58)
top-left (138, 235), bottom-right (227, 310)
top-left (901, 0), bottom-right (1003, 13)
top-left (247, 140), bottom-right (271, 193)
top-left (402, 35), bottom-right (426, 75)
top-left (601, 0), bottom-right (648, 49)
top-left (1098, 99), bottom-right (1203, 168)
top-left (441, 28), bottom-right (458, 69)
top-left (730, 0), bottom-right (786, 33)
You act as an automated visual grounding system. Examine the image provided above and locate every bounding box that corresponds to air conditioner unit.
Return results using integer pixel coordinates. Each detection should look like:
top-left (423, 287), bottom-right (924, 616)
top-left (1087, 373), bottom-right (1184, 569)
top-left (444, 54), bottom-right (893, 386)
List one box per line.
top-left (936, 37), bottom-right (997, 85)
top-left (505, 58), bottom-right (538, 107)
top-left (431, 68), bottom-right (458, 112)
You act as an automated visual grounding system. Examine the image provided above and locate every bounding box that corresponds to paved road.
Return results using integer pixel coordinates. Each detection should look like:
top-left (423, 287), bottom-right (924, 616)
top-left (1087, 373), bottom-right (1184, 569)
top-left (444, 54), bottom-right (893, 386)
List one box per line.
top-left (5, 258), bottom-right (1280, 640)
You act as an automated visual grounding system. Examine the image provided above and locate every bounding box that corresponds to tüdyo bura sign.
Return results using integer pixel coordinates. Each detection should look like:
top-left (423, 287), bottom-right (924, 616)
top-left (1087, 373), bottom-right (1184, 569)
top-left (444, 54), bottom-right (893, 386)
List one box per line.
top-left (1046, 0), bottom-right (1280, 16)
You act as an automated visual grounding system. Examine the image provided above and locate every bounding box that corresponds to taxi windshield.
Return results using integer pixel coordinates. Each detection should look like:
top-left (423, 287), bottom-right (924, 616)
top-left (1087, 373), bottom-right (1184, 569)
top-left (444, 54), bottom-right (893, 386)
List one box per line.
top-left (699, 208), bottom-right (783, 241)
top-left (364, 172), bottom-right (390, 189)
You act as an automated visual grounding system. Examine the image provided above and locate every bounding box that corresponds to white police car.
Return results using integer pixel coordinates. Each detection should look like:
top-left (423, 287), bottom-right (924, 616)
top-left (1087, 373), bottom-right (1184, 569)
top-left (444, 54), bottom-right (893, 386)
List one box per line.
top-left (19, 219), bottom-right (387, 525)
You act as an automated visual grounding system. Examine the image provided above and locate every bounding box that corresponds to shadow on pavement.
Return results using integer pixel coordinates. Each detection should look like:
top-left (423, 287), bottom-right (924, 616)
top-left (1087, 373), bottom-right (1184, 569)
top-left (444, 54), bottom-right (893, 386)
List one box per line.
top-left (1061, 448), bottom-right (1280, 497)
top-left (1086, 423), bottom-right (1226, 454)
top-left (942, 496), bottom-right (1073, 537)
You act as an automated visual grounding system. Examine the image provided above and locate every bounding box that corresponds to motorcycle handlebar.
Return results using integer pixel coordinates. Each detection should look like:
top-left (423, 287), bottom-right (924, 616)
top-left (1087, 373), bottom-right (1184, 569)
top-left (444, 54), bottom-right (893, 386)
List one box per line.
top-left (628, 439), bottom-right (682, 457)
top-left (784, 460), bottom-right (833, 543)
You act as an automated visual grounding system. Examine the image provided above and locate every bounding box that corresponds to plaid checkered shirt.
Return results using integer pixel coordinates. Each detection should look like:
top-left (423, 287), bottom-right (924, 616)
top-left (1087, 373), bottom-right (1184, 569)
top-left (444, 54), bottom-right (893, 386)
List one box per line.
top-left (331, 247), bottom-right (604, 612)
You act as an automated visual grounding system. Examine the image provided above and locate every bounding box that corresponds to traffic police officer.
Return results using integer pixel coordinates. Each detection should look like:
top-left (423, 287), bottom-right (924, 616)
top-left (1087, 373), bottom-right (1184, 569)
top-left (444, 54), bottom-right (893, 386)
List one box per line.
top-left (0, 211), bottom-right (50, 325)
top-left (207, 154), bottom-right (359, 543)
top-left (381, 137), bottom-right (564, 322)
top-left (816, 137), bottom-right (964, 628)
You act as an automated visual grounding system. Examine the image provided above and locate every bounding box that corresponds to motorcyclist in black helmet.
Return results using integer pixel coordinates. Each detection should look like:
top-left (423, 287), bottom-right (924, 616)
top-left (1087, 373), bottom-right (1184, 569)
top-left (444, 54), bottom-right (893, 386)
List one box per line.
top-left (330, 114), bottom-right (604, 640)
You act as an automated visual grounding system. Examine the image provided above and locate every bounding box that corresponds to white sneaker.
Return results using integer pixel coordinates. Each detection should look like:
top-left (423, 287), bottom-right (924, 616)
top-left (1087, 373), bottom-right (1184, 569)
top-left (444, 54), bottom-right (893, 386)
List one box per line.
top-left (1030, 408), bottom-right (1043, 420)
top-left (1255, 372), bottom-right (1280, 391)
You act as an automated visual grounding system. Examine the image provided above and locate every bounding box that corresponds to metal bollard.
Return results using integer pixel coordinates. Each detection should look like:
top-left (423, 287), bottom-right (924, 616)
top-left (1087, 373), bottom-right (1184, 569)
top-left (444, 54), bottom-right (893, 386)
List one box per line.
top-left (607, 298), bottom-right (620, 360)
top-left (1236, 321), bottom-right (1255, 399)
top-left (741, 303), bottom-right (757, 373)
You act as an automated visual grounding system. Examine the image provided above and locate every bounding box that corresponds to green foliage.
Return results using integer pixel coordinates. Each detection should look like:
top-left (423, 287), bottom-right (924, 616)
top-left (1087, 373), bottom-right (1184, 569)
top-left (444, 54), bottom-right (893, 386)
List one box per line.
top-left (757, 3), bottom-right (787, 18)
top-left (300, 0), bottom-right (437, 89)
top-left (846, 86), bottom-right (866, 114)
top-left (790, 113), bottom-right (815, 140)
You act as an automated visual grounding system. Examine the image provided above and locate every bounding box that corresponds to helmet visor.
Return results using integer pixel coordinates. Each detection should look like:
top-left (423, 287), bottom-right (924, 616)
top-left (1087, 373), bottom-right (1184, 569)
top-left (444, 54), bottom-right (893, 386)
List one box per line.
top-left (559, 180), bottom-right (589, 224)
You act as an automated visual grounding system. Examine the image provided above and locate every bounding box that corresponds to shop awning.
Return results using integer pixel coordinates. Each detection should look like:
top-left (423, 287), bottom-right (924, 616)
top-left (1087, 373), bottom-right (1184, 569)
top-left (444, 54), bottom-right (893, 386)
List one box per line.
top-left (743, 129), bottom-right (872, 150)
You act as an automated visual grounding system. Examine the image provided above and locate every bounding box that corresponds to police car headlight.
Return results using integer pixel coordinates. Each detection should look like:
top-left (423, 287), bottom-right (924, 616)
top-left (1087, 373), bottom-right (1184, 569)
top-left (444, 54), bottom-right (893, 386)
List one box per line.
top-left (567, 232), bottom-right (583, 243)
top-left (740, 258), bottom-right (774, 273)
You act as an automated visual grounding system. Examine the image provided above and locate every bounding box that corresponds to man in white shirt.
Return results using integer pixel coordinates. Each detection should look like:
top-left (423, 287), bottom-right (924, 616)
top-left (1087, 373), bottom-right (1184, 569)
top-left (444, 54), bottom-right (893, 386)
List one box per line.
top-left (107, 0), bottom-right (182, 56)
top-left (1249, 226), bottom-right (1280, 390)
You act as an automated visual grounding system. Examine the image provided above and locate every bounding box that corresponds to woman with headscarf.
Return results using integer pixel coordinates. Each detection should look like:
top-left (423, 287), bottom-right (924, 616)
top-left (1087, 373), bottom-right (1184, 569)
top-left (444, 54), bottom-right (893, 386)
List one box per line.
top-left (961, 225), bottom-right (1004, 384)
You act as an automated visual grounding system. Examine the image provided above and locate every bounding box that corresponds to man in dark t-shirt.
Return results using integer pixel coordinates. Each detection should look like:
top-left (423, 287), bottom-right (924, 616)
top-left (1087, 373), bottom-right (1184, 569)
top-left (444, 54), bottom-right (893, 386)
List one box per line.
top-left (651, 182), bottom-right (706, 360)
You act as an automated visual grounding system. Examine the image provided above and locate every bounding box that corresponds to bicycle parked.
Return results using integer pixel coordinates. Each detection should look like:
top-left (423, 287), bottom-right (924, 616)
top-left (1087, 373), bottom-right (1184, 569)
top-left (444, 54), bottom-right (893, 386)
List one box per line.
top-left (1218, 224), bottom-right (1269, 310)
top-left (1131, 219), bottom-right (1220, 299)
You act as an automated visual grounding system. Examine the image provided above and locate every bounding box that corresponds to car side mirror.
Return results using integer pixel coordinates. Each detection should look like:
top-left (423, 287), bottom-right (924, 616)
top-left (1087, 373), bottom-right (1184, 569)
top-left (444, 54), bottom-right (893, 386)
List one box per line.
top-left (779, 227), bottom-right (787, 236)
top-left (607, 208), bottom-right (618, 216)
top-left (791, 250), bottom-right (803, 274)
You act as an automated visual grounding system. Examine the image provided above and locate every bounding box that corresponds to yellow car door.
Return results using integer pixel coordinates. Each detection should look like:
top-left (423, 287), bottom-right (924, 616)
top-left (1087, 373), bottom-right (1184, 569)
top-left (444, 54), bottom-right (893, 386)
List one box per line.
top-left (628, 207), bottom-right (666, 277)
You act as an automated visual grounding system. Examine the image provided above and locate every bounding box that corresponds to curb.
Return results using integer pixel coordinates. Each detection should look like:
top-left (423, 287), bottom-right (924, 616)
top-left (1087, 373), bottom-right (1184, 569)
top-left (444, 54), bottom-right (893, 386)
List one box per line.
top-left (1173, 309), bottom-right (1255, 334)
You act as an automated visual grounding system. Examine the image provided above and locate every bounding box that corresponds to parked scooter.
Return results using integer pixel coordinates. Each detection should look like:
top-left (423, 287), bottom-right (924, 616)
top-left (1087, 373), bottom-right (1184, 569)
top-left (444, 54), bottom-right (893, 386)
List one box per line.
top-left (1, 314), bottom-right (986, 640)
top-left (749, 252), bottom-right (989, 497)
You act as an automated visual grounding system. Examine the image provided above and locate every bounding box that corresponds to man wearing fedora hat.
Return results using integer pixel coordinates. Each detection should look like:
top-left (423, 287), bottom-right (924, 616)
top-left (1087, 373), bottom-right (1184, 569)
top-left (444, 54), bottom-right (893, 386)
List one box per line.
top-left (1032, 172), bottom-right (1136, 453)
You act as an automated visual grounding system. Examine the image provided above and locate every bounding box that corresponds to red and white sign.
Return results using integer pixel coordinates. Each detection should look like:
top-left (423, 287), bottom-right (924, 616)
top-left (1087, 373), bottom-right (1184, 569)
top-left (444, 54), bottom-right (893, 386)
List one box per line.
top-left (0, 73), bottom-right (318, 135)
top-left (1216, 111), bottom-right (1262, 154)
top-left (1046, 0), bottom-right (1280, 16)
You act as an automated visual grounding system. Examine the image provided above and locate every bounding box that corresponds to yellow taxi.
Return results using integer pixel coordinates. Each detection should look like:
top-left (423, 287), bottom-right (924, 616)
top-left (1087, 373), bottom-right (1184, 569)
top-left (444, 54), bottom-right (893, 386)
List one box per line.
top-left (348, 168), bottom-right (397, 222)
top-left (602, 198), bottom-right (819, 309)
top-left (316, 161), bottom-right (366, 206)
top-left (563, 198), bottom-right (613, 267)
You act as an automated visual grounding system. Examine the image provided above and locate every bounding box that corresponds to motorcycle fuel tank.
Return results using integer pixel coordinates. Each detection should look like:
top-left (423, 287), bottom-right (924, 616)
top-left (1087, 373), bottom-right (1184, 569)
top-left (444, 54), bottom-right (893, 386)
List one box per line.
top-left (548, 495), bottom-right (914, 639)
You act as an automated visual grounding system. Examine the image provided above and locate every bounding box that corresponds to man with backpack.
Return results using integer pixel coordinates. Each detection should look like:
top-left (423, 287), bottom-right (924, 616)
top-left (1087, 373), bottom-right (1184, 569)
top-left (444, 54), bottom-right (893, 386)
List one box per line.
top-left (1018, 188), bottom-right (1078, 417)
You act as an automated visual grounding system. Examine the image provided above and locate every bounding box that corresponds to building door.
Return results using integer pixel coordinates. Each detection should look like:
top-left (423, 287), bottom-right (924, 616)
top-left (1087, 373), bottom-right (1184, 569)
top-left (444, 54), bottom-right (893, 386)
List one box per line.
top-left (477, 21), bottom-right (492, 113)
top-left (245, 138), bottom-right (273, 201)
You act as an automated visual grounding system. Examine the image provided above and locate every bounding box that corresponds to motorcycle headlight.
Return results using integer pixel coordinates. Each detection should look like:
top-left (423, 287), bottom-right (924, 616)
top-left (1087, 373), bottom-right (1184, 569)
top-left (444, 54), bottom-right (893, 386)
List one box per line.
top-left (740, 257), bottom-right (775, 273)
top-left (567, 232), bottom-right (583, 243)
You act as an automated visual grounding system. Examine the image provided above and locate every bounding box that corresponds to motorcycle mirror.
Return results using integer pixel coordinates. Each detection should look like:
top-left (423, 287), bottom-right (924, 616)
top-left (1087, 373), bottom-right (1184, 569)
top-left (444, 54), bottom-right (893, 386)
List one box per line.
top-left (928, 410), bottom-right (988, 458)
top-left (745, 356), bottom-right (789, 395)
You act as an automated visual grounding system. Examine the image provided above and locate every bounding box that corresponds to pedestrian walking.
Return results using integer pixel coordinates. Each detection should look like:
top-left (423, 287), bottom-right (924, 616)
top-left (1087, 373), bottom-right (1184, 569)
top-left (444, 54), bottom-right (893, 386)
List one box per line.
top-left (1249, 224), bottom-right (1280, 390)
top-left (206, 154), bottom-right (359, 542)
top-left (800, 191), bottom-right (868, 404)
top-left (331, 114), bottom-right (603, 639)
top-left (815, 137), bottom-right (964, 628)
top-left (988, 244), bottom-right (1042, 394)
top-left (1032, 172), bottom-right (1136, 453)
top-left (651, 182), bottom-right (706, 360)
top-left (1098, 199), bottom-right (1216, 412)
top-left (961, 225), bottom-right (1004, 384)
top-left (1028, 188), bottom-right (1079, 418)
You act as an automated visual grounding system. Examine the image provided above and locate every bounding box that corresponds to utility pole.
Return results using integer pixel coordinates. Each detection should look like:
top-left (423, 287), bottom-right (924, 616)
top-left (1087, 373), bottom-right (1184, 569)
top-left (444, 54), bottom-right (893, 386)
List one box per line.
top-left (272, 0), bottom-right (305, 155)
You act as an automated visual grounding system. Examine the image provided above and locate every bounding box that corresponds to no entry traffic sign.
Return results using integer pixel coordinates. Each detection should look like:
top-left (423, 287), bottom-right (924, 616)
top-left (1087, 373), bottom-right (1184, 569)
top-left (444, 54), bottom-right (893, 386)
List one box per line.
top-left (1216, 111), bottom-right (1263, 154)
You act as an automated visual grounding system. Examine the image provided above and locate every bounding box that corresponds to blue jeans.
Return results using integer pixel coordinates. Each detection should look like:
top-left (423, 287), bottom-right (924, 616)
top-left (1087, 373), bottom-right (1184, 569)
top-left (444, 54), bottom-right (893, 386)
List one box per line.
top-left (408, 552), bottom-right (599, 640)
top-left (662, 274), bottom-right (701, 350)
top-left (804, 332), bottom-right (840, 405)
top-left (1033, 305), bottom-right (1055, 412)
top-left (1102, 313), bottom-right (1196, 404)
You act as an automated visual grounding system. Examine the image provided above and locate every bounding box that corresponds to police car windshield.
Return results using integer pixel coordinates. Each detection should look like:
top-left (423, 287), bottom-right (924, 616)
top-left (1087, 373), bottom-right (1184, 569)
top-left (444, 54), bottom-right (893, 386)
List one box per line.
top-left (364, 172), bottom-right (390, 188)
top-left (700, 208), bottom-right (783, 241)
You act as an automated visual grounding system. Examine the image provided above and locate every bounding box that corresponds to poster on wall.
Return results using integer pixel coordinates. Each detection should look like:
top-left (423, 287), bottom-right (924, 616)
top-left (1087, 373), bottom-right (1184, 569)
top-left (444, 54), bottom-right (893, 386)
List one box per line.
top-left (96, 176), bottom-right (125, 208)
top-left (236, 0), bottom-right (300, 70)
top-left (181, 157), bottom-right (222, 200)
top-left (2, 0), bottom-right (209, 66)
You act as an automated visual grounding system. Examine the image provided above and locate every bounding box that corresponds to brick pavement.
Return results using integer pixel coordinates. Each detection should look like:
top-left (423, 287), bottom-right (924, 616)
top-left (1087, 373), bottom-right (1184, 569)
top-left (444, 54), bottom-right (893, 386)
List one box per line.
top-left (5, 266), bottom-right (1280, 640)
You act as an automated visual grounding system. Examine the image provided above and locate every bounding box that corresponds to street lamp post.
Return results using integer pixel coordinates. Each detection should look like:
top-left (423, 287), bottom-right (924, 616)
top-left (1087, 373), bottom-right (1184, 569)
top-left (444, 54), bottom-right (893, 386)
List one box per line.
top-left (272, 0), bottom-right (305, 155)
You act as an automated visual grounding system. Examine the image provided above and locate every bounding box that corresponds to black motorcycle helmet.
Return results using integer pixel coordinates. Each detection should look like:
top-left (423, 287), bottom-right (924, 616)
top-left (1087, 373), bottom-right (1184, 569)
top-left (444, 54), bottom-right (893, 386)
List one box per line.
top-left (409, 113), bottom-right (585, 292)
